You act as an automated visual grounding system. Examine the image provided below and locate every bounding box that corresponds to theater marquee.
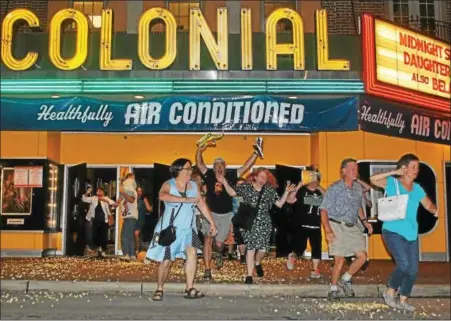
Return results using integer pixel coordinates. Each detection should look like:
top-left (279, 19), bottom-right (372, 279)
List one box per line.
top-left (362, 14), bottom-right (450, 114)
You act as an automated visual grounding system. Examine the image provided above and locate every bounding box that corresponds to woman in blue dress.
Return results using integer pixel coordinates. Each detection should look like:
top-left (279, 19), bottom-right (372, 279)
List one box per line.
top-left (146, 158), bottom-right (217, 301)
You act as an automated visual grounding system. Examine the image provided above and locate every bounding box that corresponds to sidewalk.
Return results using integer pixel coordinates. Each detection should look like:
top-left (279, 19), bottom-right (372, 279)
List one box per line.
top-left (1, 257), bottom-right (450, 297)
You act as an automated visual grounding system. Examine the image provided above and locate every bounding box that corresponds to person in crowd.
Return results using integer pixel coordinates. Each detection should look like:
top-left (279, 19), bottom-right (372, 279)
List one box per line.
top-left (117, 175), bottom-right (139, 261)
top-left (370, 154), bottom-right (438, 312)
top-left (196, 137), bottom-right (263, 280)
top-left (218, 167), bottom-right (296, 284)
top-left (286, 166), bottom-right (326, 278)
top-left (134, 187), bottom-right (152, 254)
top-left (191, 168), bottom-right (207, 244)
top-left (232, 179), bottom-right (247, 264)
top-left (82, 187), bottom-right (115, 257)
top-left (146, 158), bottom-right (217, 301)
top-left (320, 158), bottom-right (373, 300)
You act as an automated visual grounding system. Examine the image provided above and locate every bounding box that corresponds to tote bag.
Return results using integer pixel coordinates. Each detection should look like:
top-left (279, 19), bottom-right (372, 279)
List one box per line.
top-left (377, 178), bottom-right (408, 222)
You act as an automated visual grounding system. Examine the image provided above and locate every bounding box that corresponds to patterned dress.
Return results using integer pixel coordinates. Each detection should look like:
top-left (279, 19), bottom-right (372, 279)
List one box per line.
top-left (146, 179), bottom-right (202, 262)
top-left (236, 182), bottom-right (279, 251)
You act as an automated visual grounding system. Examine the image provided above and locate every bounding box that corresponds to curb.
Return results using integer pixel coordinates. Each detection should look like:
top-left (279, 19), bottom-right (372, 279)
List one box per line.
top-left (1, 280), bottom-right (449, 298)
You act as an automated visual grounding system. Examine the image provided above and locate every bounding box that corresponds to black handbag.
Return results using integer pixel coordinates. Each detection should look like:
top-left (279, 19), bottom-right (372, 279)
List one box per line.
top-left (232, 186), bottom-right (264, 231)
top-left (157, 184), bottom-right (187, 247)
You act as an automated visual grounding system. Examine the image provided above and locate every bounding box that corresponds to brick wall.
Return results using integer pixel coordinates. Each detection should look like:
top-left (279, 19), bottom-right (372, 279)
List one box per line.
top-left (321, 0), bottom-right (385, 34)
top-left (0, 0), bottom-right (49, 30)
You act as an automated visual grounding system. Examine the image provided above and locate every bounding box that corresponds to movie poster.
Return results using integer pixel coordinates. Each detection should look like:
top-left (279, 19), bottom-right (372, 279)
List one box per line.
top-left (1, 168), bottom-right (32, 215)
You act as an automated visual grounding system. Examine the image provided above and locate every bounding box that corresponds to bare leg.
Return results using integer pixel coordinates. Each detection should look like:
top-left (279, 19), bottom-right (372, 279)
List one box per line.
top-left (134, 230), bottom-right (140, 254)
top-left (255, 250), bottom-right (266, 265)
top-left (346, 251), bottom-right (367, 276)
top-left (312, 259), bottom-right (320, 271)
top-left (246, 250), bottom-right (255, 276)
top-left (203, 235), bottom-right (213, 270)
top-left (185, 246), bottom-right (198, 290)
top-left (331, 256), bottom-right (344, 285)
top-left (238, 244), bottom-right (245, 256)
top-left (157, 260), bottom-right (172, 291)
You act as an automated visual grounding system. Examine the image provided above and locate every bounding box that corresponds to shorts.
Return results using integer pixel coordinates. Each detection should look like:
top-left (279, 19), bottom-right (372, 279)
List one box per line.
top-left (292, 226), bottom-right (322, 260)
top-left (201, 212), bottom-right (232, 243)
top-left (328, 220), bottom-right (366, 257)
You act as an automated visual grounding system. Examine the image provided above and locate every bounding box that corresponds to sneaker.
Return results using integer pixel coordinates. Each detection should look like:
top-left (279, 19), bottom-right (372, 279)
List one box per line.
top-left (100, 251), bottom-right (106, 258)
top-left (255, 264), bottom-right (264, 277)
top-left (120, 255), bottom-right (130, 261)
top-left (245, 276), bottom-right (253, 284)
top-left (287, 253), bottom-right (296, 271)
top-left (310, 269), bottom-right (321, 279)
top-left (240, 255), bottom-right (246, 265)
top-left (215, 253), bottom-right (224, 269)
top-left (382, 290), bottom-right (399, 309)
top-left (338, 279), bottom-right (356, 297)
top-left (328, 290), bottom-right (340, 301)
top-left (203, 269), bottom-right (212, 280)
top-left (397, 301), bottom-right (416, 312)
top-left (253, 137), bottom-right (264, 159)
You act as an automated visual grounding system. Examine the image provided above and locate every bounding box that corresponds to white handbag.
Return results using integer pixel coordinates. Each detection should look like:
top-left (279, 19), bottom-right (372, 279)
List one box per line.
top-left (377, 178), bottom-right (408, 222)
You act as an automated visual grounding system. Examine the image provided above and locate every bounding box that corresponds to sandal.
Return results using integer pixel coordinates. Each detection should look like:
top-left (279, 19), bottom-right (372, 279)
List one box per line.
top-left (152, 290), bottom-right (163, 301)
top-left (184, 288), bottom-right (205, 299)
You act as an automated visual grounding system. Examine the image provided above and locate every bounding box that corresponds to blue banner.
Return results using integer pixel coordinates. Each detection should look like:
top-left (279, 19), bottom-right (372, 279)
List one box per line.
top-left (0, 95), bottom-right (358, 132)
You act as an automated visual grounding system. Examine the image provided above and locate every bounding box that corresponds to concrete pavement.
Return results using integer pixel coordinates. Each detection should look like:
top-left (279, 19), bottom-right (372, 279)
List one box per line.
top-left (1, 290), bottom-right (449, 320)
top-left (1, 280), bottom-right (449, 298)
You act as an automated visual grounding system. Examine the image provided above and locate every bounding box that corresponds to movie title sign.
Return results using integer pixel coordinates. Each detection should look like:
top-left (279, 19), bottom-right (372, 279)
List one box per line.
top-left (374, 19), bottom-right (450, 100)
top-left (0, 8), bottom-right (349, 72)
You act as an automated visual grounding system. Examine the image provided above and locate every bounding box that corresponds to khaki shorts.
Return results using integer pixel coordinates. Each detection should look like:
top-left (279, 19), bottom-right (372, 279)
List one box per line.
top-left (328, 220), bottom-right (366, 257)
top-left (201, 212), bottom-right (233, 243)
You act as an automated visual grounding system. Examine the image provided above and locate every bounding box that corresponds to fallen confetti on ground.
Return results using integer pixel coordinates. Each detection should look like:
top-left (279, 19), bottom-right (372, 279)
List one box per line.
top-left (1, 257), bottom-right (450, 284)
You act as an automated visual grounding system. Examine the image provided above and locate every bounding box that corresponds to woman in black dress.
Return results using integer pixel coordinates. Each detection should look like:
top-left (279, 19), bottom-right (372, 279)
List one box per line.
top-left (218, 167), bottom-right (296, 284)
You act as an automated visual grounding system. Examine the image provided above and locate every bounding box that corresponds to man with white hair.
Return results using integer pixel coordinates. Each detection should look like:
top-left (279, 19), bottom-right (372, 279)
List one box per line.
top-left (196, 137), bottom-right (263, 280)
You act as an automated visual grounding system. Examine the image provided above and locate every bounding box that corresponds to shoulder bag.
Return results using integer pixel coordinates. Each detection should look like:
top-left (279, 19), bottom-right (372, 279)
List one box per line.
top-left (377, 178), bottom-right (408, 222)
top-left (157, 184), bottom-right (188, 246)
top-left (232, 186), bottom-right (264, 231)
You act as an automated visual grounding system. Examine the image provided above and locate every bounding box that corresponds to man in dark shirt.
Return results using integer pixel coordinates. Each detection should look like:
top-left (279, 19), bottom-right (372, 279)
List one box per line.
top-left (196, 137), bottom-right (263, 280)
top-left (286, 168), bottom-right (325, 278)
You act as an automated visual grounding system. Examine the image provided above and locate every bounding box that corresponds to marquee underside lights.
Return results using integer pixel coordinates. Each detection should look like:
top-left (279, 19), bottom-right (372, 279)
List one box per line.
top-left (49, 9), bottom-right (89, 70)
top-left (266, 8), bottom-right (304, 70)
top-left (0, 79), bottom-right (364, 94)
top-left (100, 9), bottom-right (132, 70)
top-left (189, 8), bottom-right (228, 71)
top-left (138, 8), bottom-right (177, 70)
top-left (362, 14), bottom-right (450, 114)
top-left (1, 9), bottom-right (40, 71)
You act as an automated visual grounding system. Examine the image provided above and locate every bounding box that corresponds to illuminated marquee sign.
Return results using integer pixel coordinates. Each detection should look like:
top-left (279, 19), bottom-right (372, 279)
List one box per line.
top-left (362, 14), bottom-right (450, 113)
top-left (1, 8), bottom-right (349, 72)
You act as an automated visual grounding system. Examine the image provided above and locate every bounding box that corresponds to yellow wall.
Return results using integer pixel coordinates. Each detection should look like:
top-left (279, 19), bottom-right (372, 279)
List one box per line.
top-left (315, 131), bottom-right (450, 259)
top-left (1, 130), bottom-right (449, 260)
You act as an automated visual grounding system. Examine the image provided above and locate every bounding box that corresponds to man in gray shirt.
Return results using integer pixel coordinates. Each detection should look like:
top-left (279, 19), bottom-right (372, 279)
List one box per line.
top-left (320, 158), bottom-right (373, 300)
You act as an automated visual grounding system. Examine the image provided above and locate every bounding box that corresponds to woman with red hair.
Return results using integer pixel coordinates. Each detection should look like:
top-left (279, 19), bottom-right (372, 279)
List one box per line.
top-left (217, 167), bottom-right (296, 284)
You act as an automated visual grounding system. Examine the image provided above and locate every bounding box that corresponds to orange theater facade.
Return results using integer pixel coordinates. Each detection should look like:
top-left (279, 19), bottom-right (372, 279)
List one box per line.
top-left (0, 4), bottom-right (449, 262)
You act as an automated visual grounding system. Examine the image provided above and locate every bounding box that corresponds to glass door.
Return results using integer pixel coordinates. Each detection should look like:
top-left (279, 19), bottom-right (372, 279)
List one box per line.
top-left (273, 164), bottom-right (302, 257)
top-left (65, 163), bottom-right (87, 256)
